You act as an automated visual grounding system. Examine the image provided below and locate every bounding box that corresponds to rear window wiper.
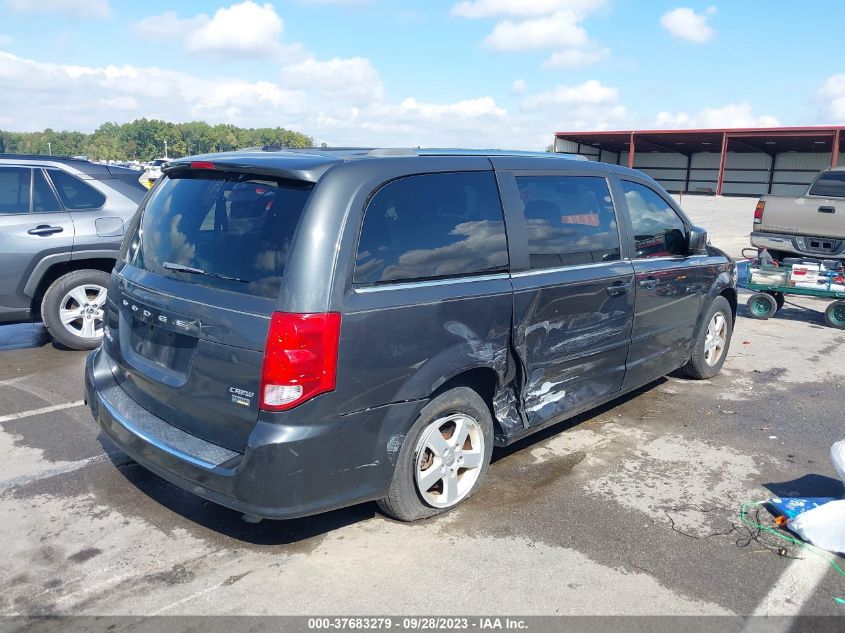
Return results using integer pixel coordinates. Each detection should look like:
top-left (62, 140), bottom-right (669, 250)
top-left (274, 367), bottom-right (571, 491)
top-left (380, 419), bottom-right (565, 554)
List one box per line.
top-left (163, 262), bottom-right (249, 284)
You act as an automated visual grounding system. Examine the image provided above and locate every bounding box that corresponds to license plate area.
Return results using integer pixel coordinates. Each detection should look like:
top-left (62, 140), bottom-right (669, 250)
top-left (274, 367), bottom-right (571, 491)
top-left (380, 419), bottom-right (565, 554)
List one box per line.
top-left (129, 318), bottom-right (196, 375)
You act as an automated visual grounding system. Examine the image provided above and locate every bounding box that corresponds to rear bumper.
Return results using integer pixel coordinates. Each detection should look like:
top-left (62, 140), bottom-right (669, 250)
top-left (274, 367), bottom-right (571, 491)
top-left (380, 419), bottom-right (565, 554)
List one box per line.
top-left (85, 348), bottom-right (423, 520)
top-left (751, 231), bottom-right (845, 259)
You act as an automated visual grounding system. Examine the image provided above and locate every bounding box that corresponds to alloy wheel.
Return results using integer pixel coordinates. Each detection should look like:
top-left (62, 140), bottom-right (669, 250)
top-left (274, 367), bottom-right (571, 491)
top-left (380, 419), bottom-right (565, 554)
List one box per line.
top-left (59, 284), bottom-right (107, 339)
top-left (414, 413), bottom-right (485, 508)
top-left (704, 311), bottom-right (728, 367)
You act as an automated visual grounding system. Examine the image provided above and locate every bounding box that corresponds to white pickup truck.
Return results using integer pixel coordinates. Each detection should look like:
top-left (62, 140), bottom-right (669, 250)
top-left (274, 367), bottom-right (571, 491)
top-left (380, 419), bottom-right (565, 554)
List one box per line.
top-left (751, 167), bottom-right (845, 260)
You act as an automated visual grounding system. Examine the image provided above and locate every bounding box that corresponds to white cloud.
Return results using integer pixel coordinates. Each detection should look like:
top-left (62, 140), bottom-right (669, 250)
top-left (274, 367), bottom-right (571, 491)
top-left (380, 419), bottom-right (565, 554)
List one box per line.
top-left (134, 2), bottom-right (286, 58)
top-left (655, 103), bottom-right (779, 128)
top-left (542, 46), bottom-right (609, 68)
top-left (483, 12), bottom-right (589, 51)
top-left (100, 96), bottom-right (139, 111)
top-left (522, 79), bottom-right (618, 110)
top-left (295, 0), bottom-right (371, 4)
top-left (454, 1), bottom-right (608, 69)
top-left (280, 57), bottom-right (384, 103)
top-left (451, 0), bottom-right (606, 19)
top-left (819, 74), bottom-right (845, 123)
top-left (4, 0), bottom-right (110, 18)
top-left (133, 11), bottom-right (207, 40)
top-left (660, 6), bottom-right (717, 44)
top-left (511, 78), bottom-right (527, 94)
top-left (396, 96), bottom-right (506, 119)
top-left (0, 50), bottom-right (305, 132)
top-left (187, 2), bottom-right (284, 57)
top-left (519, 80), bottom-right (628, 136)
top-left (0, 45), bottom-right (632, 152)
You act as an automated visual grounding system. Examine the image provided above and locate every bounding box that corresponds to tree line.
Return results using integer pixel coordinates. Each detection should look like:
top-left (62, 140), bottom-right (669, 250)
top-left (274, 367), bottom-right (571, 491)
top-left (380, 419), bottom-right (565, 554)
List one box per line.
top-left (0, 119), bottom-right (313, 161)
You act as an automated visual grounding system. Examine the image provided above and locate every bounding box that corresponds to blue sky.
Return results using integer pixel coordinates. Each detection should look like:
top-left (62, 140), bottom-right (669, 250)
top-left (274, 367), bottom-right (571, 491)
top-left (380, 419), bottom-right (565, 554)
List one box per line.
top-left (0, 0), bottom-right (843, 149)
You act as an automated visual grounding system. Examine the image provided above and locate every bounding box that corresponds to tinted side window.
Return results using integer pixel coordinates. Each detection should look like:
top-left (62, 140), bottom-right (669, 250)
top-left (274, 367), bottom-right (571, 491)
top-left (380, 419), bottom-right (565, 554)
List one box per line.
top-left (47, 169), bottom-right (106, 209)
top-left (809, 171), bottom-right (845, 198)
top-left (622, 181), bottom-right (688, 258)
top-left (354, 172), bottom-right (508, 284)
top-left (0, 167), bottom-right (31, 215)
top-left (33, 169), bottom-right (62, 213)
top-left (516, 175), bottom-right (620, 269)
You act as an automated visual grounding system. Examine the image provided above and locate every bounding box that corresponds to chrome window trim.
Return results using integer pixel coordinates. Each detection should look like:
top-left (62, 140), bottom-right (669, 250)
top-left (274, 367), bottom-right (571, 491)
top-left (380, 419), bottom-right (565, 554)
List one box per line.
top-left (353, 272), bottom-right (510, 293)
top-left (510, 261), bottom-right (622, 278)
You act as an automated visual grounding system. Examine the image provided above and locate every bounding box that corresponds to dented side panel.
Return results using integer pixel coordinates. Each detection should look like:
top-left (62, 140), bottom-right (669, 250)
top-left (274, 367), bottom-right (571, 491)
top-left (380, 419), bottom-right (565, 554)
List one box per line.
top-left (511, 261), bottom-right (636, 428)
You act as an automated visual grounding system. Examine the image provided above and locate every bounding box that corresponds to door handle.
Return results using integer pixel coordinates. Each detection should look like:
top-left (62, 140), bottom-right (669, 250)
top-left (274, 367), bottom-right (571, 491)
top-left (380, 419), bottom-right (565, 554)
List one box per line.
top-left (818, 206), bottom-right (836, 214)
top-left (606, 282), bottom-right (629, 296)
top-left (639, 277), bottom-right (659, 290)
top-left (28, 225), bottom-right (64, 236)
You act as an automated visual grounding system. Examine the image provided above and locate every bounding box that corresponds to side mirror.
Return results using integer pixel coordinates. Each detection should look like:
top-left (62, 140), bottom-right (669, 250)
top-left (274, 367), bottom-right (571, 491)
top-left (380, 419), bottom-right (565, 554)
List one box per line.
top-left (688, 226), bottom-right (708, 255)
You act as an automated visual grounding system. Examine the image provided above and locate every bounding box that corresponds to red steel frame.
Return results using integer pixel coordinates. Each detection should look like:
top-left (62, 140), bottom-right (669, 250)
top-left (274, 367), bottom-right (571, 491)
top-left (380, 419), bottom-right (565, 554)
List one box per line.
top-left (555, 126), bottom-right (845, 196)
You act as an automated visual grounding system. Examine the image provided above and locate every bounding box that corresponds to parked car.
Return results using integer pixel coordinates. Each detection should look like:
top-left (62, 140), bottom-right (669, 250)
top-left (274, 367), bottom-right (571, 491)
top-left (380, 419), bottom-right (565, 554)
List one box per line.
top-left (0, 155), bottom-right (148, 349)
top-left (751, 167), bottom-right (845, 261)
top-left (85, 148), bottom-right (737, 522)
top-left (139, 158), bottom-right (169, 189)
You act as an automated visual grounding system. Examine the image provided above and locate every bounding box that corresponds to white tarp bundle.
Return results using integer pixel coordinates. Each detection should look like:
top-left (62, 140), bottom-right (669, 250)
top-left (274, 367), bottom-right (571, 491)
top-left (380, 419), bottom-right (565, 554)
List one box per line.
top-left (832, 440), bottom-right (845, 486)
top-left (788, 441), bottom-right (845, 554)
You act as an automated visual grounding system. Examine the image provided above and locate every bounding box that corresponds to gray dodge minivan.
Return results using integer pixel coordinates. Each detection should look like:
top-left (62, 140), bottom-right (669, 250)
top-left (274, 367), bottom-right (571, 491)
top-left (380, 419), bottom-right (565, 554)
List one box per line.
top-left (85, 148), bottom-right (737, 521)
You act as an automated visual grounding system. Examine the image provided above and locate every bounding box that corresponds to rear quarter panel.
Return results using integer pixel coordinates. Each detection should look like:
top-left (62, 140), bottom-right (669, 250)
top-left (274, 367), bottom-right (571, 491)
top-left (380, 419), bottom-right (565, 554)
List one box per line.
top-left (280, 157), bottom-right (515, 417)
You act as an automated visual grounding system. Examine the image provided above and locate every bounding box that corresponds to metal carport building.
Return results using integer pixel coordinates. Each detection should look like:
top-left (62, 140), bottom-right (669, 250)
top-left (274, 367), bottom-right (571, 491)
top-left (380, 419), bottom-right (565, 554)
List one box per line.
top-left (554, 126), bottom-right (845, 197)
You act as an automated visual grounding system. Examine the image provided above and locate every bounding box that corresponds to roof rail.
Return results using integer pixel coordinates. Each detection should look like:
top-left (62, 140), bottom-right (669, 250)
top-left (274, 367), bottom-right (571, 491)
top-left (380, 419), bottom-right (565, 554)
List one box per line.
top-left (0, 153), bottom-right (92, 163)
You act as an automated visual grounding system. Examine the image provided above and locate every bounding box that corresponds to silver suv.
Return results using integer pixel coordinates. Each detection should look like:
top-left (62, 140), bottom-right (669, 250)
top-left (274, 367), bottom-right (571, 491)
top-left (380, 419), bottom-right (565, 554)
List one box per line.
top-left (0, 155), bottom-right (147, 349)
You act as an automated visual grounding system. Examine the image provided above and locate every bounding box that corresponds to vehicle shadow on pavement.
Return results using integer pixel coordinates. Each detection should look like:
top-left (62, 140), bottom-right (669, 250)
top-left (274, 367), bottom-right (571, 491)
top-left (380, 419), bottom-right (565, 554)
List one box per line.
top-left (764, 473), bottom-right (844, 499)
top-left (0, 323), bottom-right (53, 351)
top-left (737, 302), bottom-right (828, 327)
top-left (102, 437), bottom-right (378, 547)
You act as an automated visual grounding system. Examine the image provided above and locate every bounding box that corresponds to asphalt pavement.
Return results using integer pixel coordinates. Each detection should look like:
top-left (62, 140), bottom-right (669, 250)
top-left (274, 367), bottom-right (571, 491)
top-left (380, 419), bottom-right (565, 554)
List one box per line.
top-left (1, 292), bottom-right (844, 617)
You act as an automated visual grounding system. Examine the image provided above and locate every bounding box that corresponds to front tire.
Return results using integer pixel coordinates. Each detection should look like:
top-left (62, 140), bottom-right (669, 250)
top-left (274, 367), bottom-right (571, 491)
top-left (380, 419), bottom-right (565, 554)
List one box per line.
top-left (378, 387), bottom-right (493, 521)
top-left (681, 296), bottom-right (733, 380)
top-left (41, 269), bottom-right (110, 350)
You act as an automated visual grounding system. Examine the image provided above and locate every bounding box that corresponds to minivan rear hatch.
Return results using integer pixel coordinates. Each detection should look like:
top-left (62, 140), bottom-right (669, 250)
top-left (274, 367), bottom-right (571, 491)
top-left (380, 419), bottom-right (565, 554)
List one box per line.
top-left (106, 166), bottom-right (313, 452)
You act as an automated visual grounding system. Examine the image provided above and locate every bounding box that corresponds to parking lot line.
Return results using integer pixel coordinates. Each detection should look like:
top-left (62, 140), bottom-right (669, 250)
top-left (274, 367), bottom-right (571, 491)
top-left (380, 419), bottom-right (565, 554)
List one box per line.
top-left (0, 453), bottom-right (114, 494)
top-left (0, 400), bottom-right (84, 424)
top-left (751, 552), bottom-right (831, 617)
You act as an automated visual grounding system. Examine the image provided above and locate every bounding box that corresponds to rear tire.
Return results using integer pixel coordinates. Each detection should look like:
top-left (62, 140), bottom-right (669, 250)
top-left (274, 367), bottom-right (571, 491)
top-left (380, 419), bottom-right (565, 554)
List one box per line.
top-left (41, 269), bottom-right (110, 350)
top-left (377, 387), bottom-right (493, 522)
top-left (681, 296), bottom-right (733, 380)
top-left (825, 301), bottom-right (845, 330)
top-left (746, 292), bottom-right (777, 320)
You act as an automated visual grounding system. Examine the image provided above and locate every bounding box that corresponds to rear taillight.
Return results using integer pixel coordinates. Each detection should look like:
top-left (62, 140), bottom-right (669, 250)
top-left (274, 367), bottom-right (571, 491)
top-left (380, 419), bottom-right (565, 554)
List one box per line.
top-left (260, 312), bottom-right (341, 411)
top-left (190, 161), bottom-right (215, 170)
top-left (754, 200), bottom-right (765, 225)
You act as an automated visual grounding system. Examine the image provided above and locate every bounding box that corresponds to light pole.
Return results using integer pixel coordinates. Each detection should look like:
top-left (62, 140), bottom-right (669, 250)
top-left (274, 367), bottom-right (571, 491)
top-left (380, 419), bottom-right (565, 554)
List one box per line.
top-left (164, 140), bottom-right (168, 158)
top-left (48, 142), bottom-right (52, 156)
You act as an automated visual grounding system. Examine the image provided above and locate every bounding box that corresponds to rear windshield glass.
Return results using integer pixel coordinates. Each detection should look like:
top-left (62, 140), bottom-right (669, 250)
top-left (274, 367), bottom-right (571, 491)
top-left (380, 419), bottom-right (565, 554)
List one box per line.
top-left (129, 171), bottom-right (312, 298)
top-left (809, 171), bottom-right (845, 198)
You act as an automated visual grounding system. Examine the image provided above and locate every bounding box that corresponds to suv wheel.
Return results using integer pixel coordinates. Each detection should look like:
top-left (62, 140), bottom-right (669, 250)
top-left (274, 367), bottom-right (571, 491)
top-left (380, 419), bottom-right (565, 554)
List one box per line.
top-left (41, 269), bottom-right (110, 350)
top-left (681, 296), bottom-right (733, 380)
top-left (378, 386), bottom-right (493, 521)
